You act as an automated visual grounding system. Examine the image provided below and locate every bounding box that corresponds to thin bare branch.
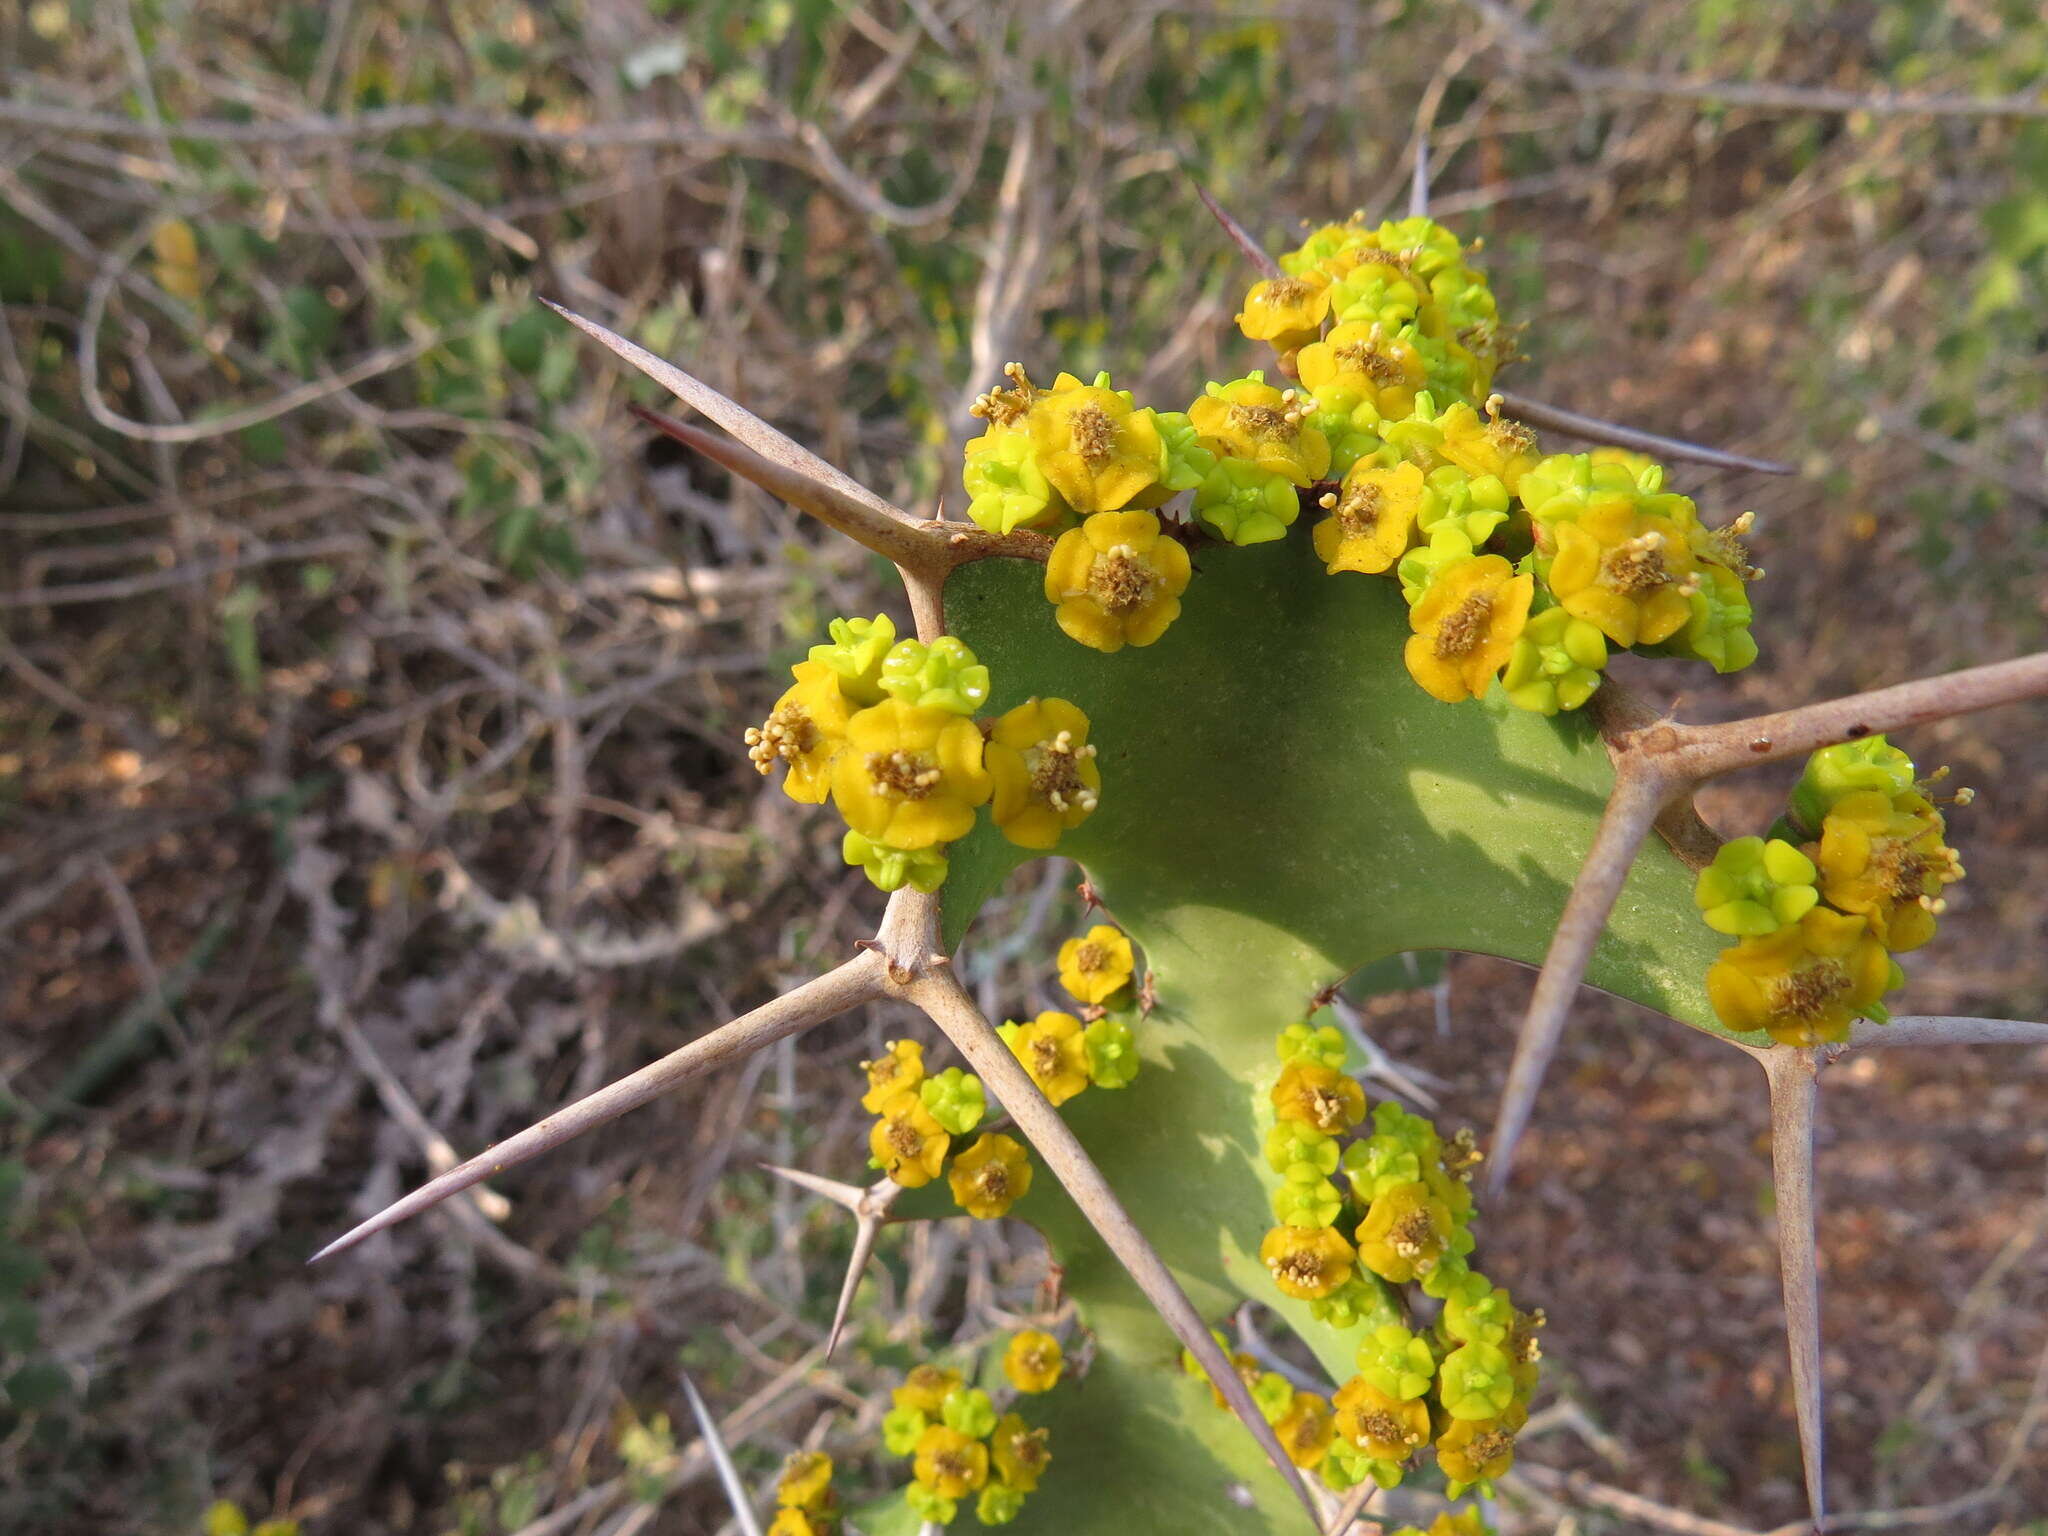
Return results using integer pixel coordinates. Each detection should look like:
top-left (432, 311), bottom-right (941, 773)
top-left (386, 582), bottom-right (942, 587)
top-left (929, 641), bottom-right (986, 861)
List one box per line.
top-left (308, 951), bottom-right (886, 1263)
top-left (679, 1370), bottom-right (767, 1536)
top-left (542, 299), bottom-right (915, 528)
top-left (1848, 1015), bottom-right (2048, 1049)
top-left (1494, 390), bottom-right (1795, 476)
top-left (1513, 1462), bottom-right (1764, 1536)
top-left (1190, 176), bottom-right (1281, 277)
top-left (1485, 764), bottom-right (1669, 1193)
top-left (903, 955), bottom-right (1321, 1528)
top-left (1323, 1475), bottom-right (1377, 1534)
top-left (1640, 650), bottom-right (2048, 783)
top-left (630, 406), bottom-right (944, 573)
top-left (1763, 1048), bottom-right (1828, 1531)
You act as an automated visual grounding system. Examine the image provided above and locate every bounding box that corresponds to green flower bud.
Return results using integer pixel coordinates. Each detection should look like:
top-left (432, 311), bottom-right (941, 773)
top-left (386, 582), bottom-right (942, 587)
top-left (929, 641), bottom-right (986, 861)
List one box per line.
top-left (1253, 1371), bottom-right (1296, 1423)
top-left (1437, 1272), bottom-right (1512, 1348)
top-left (964, 425), bottom-right (1065, 535)
top-left (1264, 1122), bottom-right (1339, 1177)
top-left (1438, 1340), bottom-right (1518, 1420)
top-left (883, 1405), bottom-right (929, 1456)
top-left (1329, 264), bottom-right (1423, 334)
top-left (976, 1483), bottom-right (1027, 1525)
top-left (1418, 1245), bottom-right (1474, 1301)
top-left (1396, 523), bottom-right (1484, 604)
top-left (808, 613), bottom-right (896, 704)
top-left (1083, 1016), bottom-right (1140, 1089)
top-left (1148, 409), bottom-right (1219, 495)
top-left (1302, 386), bottom-right (1395, 479)
top-left (1655, 562), bottom-right (1757, 675)
top-left (1417, 464), bottom-right (1511, 549)
top-left (940, 1386), bottom-right (997, 1440)
top-left (1341, 1102), bottom-right (1440, 1204)
top-left (842, 830), bottom-right (948, 895)
top-left (1354, 1322), bottom-right (1438, 1401)
top-left (1789, 735), bottom-right (1918, 834)
top-left (1193, 457), bottom-right (1301, 547)
top-left (1693, 835), bottom-right (1820, 937)
top-left (1502, 604), bottom-right (1608, 717)
top-left (1270, 1170), bottom-right (1346, 1229)
top-left (904, 1482), bottom-right (957, 1524)
top-left (878, 637), bottom-right (991, 715)
top-left (1276, 1022), bottom-right (1348, 1071)
top-left (1310, 1273), bottom-right (1402, 1331)
top-left (919, 1067), bottom-right (985, 1135)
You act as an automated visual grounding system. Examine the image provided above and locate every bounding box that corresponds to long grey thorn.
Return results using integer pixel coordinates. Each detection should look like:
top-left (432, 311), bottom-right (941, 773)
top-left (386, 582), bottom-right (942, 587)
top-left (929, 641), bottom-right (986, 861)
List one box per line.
top-left (1761, 1047), bottom-right (1828, 1530)
top-left (904, 955), bottom-right (1323, 1528)
top-left (680, 1368), bottom-right (767, 1536)
top-left (760, 1162), bottom-right (905, 1357)
top-left (1484, 764), bottom-right (1670, 1196)
top-left (541, 297), bottom-right (918, 525)
top-left (1493, 390), bottom-right (1795, 476)
top-left (630, 404), bottom-right (948, 575)
top-left (1410, 134), bottom-right (1430, 220)
top-left (308, 951), bottom-right (888, 1263)
top-left (1850, 1015), bottom-right (2048, 1048)
top-left (1191, 175), bottom-right (1281, 278)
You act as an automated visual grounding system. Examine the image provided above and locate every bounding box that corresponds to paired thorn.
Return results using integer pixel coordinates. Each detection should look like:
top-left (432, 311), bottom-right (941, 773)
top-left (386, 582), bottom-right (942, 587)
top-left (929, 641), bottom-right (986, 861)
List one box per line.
top-left (1762, 1050), bottom-right (1828, 1531)
top-left (306, 953), bottom-right (886, 1264)
top-left (680, 1369), bottom-right (767, 1536)
top-left (1190, 175), bottom-right (1281, 277)
top-left (1409, 135), bottom-right (1430, 220)
top-left (1493, 391), bottom-right (1796, 476)
top-left (761, 1163), bottom-right (905, 1357)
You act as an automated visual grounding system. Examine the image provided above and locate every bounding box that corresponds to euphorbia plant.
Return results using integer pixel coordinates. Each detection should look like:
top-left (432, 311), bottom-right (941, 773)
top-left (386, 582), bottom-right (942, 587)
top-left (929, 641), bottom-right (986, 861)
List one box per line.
top-left (312, 193), bottom-right (2048, 1535)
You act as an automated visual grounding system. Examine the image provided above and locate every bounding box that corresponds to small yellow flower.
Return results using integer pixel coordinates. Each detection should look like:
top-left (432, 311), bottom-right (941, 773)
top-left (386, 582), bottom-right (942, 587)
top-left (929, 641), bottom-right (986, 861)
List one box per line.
top-left (1043, 509), bottom-right (1192, 653)
top-left (1028, 372), bottom-right (1166, 514)
top-left (860, 1039), bottom-right (925, 1114)
top-left (1003, 1011), bottom-right (1091, 1106)
top-left (987, 698), bottom-right (1102, 850)
top-left (767, 1511), bottom-right (819, 1536)
top-left (776, 1451), bottom-right (834, 1511)
top-left (1312, 460), bottom-right (1425, 575)
top-left (1542, 501), bottom-right (1699, 649)
top-left (990, 1412), bottom-right (1053, 1490)
top-left (1297, 323), bottom-right (1427, 418)
top-left (950, 1132), bottom-right (1033, 1219)
top-left (1332, 1376), bottom-right (1432, 1461)
top-left (1003, 1330), bottom-right (1065, 1395)
top-left (1435, 1408), bottom-right (1525, 1487)
top-left (868, 1091), bottom-right (950, 1188)
top-left (1706, 907), bottom-right (1895, 1047)
top-left (1435, 400), bottom-right (1539, 493)
top-left (1402, 555), bottom-right (1533, 704)
top-left (1274, 1391), bottom-right (1336, 1469)
top-left (1271, 1063), bottom-right (1366, 1134)
top-left (1056, 924), bottom-right (1135, 1004)
top-left (913, 1424), bottom-right (989, 1499)
top-left (1355, 1180), bottom-right (1454, 1283)
top-left (893, 1364), bottom-right (963, 1417)
top-left (1237, 271), bottom-right (1334, 351)
top-left (1260, 1224), bottom-right (1357, 1300)
top-left (745, 661), bottom-right (854, 804)
top-left (1189, 376), bottom-right (1332, 486)
top-left (1815, 790), bottom-right (1962, 951)
top-left (829, 699), bottom-right (991, 851)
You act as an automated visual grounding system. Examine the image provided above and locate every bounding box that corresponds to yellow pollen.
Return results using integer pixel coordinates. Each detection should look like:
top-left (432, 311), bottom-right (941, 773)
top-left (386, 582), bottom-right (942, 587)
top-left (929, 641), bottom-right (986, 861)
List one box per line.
top-left (976, 1165), bottom-right (1008, 1200)
top-left (1334, 340), bottom-right (1404, 385)
top-left (1334, 480), bottom-right (1384, 534)
top-left (1870, 839), bottom-right (1931, 900)
top-left (1227, 402), bottom-right (1300, 438)
top-left (1389, 1209), bottom-right (1436, 1259)
top-left (1307, 1087), bottom-right (1350, 1131)
top-left (1069, 404), bottom-right (1119, 465)
top-left (1601, 533), bottom-right (1671, 595)
top-left (868, 749), bottom-right (941, 799)
top-left (1769, 960), bottom-right (1852, 1021)
top-left (1433, 592), bottom-right (1494, 660)
top-left (1466, 1429), bottom-right (1515, 1465)
top-left (1355, 1409), bottom-right (1410, 1448)
top-left (1029, 1036), bottom-right (1062, 1080)
top-left (744, 702), bottom-right (817, 774)
top-left (1074, 941), bottom-right (1106, 972)
top-left (1485, 418), bottom-right (1536, 455)
top-left (1089, 547), bottom-right (1158, 615)
top-left (886, 1118), bottom-right (923, 1157)
top-left (1275, 1249), bottom-right (1326, 1287)
top-left (1265, 277), bottom-right (1316, 305)
top-left (1029, 730), bottom-right (1098, 814)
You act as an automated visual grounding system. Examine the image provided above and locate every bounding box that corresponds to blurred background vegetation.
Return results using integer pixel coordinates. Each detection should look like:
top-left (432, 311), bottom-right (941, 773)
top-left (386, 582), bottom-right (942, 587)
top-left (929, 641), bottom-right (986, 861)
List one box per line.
top-left (2, 1), bottom-right (2046, 1533)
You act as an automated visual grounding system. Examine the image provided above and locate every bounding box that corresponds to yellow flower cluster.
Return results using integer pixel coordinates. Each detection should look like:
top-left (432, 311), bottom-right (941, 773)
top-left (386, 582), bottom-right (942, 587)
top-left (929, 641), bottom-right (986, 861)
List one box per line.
top-left (952, 216), bottom-right (1762, 714)
top-left (885, 1336), bottom-right (1063, 1527)
top-left (1704, 737), bottom-right (1968, 1046)
top-left (768, 1450), bottom-right (838, 1536)
top-left (748, 613), bottom-right (1103, 888)
top-left (1002, 921), bottom-right (1147, 1104)
top-left (1201, 1020), bottom-right (1540, 1501)
top-left (860, 1037), bottom-right (1035, 1218)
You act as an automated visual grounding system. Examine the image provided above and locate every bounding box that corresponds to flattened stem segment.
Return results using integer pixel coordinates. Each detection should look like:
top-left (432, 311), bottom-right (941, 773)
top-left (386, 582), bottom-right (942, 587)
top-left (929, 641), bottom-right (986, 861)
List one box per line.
top-left (904, 961), bottom-right (1324, 1530)
top-left (309, 951), bottom-right (887, 1262)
